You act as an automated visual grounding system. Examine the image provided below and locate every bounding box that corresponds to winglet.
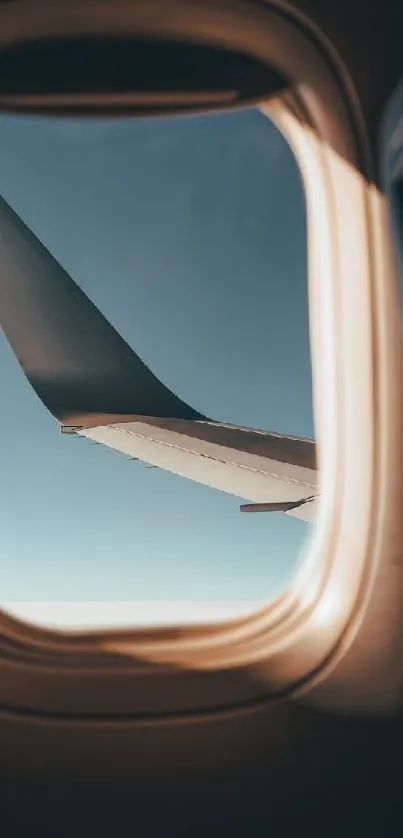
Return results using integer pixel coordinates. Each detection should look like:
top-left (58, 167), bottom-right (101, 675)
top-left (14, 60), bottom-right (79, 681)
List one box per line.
top-left (0, 195), bottom-right (206, 426)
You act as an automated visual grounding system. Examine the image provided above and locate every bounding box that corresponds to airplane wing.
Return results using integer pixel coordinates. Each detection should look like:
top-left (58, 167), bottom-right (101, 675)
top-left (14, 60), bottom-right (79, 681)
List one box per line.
top-left (0, 195), bottom-right (317, 521)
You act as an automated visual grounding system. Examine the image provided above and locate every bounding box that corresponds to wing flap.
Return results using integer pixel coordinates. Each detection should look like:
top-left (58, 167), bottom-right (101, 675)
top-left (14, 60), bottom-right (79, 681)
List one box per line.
top-left (79, 419), bottom-right (317, 516)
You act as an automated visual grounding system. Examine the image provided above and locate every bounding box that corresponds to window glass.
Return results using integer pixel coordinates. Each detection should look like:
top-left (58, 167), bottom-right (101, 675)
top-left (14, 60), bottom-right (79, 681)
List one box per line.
top-left (0, 107), bottom-right (313, 629)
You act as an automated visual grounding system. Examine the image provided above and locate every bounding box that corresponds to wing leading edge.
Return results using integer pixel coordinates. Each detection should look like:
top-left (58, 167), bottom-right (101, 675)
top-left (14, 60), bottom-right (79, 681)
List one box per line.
top-left (0, 195), bottom-right (317, 521)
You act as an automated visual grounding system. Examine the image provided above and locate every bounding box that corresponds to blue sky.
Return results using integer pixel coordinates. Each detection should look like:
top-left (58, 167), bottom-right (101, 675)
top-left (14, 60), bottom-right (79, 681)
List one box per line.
top-left (0, 106), bottom-right (312, 611)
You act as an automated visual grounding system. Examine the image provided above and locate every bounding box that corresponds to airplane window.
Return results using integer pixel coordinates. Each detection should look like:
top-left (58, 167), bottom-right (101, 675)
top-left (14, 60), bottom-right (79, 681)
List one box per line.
top-left (0, 107), bottom-right (313, 630)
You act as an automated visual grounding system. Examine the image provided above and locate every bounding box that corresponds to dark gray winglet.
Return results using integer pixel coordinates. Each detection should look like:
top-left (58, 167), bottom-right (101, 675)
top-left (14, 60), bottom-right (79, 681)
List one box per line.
top-left (0, 195), bottom-right (206, 426)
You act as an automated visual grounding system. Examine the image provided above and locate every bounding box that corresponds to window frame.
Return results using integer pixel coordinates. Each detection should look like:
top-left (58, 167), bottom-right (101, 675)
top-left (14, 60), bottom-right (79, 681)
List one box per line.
top-left (0, 0), bottom-right (400, 720)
